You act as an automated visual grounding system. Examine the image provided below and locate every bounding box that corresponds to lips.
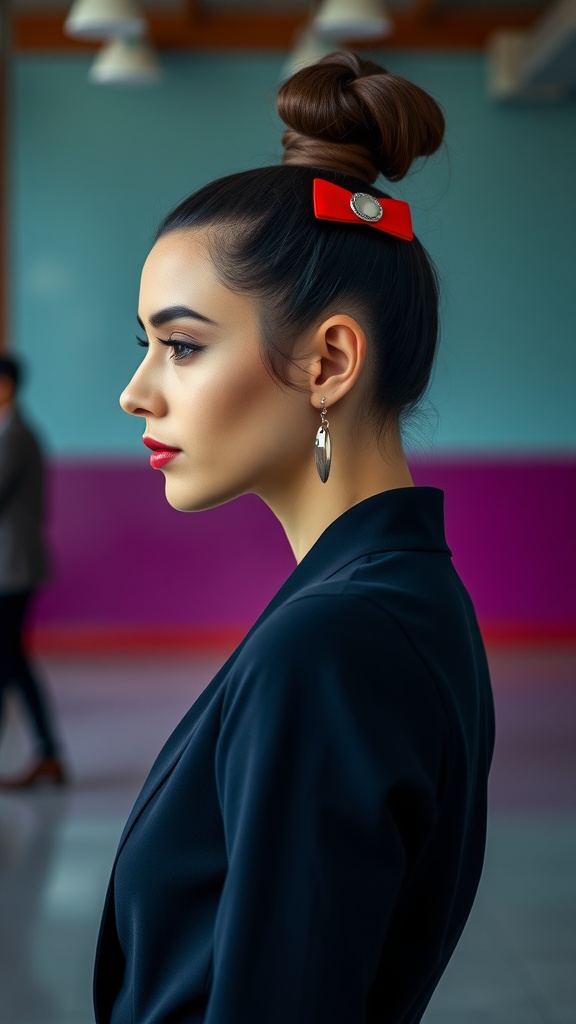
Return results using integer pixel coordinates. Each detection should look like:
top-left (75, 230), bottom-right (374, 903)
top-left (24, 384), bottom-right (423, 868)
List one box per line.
top-left (142, 436), bottom-right (182, 470)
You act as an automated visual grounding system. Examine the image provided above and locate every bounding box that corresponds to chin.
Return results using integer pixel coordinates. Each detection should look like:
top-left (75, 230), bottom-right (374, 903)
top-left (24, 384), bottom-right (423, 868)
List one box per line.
top-left (163, 477), bottom-right (245, 514)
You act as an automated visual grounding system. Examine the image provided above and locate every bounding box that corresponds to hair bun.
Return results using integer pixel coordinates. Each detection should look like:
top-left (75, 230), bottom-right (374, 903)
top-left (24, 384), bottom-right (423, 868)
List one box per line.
top-left (278, 51), bottom-right (445, 183)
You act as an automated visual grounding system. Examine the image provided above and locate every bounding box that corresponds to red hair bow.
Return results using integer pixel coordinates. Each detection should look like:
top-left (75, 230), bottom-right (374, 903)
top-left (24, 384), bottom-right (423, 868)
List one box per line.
top-left (313, 178), bottom-right (413, 242)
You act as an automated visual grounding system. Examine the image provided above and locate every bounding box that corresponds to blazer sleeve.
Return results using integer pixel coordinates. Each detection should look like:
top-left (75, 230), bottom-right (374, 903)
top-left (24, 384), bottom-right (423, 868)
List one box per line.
top-left (208, 591), bottom-right (446, 1024)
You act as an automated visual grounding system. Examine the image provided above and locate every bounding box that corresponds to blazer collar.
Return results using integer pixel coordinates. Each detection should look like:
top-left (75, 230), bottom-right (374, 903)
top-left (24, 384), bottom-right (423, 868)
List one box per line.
top-left (263, 485), bottom-right (449, 614)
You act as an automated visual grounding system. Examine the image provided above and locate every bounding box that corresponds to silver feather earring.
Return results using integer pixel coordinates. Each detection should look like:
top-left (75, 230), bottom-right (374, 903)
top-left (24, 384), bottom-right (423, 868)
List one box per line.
top-left (315, 398), bottom-right (332, 483)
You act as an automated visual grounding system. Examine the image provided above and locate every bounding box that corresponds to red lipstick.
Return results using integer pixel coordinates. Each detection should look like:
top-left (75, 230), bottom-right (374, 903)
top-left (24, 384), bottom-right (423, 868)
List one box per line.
top-left (142, 436), bottom-right (182, 470)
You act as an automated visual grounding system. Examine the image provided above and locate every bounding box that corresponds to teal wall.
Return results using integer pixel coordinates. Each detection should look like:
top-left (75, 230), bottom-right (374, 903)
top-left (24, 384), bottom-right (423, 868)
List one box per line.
top-left (12, 52), bottom-right (576, 455)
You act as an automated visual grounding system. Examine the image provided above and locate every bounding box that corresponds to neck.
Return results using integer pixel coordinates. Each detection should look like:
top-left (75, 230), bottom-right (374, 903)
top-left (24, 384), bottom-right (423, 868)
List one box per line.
top-left (260, 429), bottom-right (413, 564)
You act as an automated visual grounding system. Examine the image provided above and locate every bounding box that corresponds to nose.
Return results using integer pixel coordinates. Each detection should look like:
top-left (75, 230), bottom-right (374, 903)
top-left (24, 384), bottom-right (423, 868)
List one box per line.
top-left (120, 360), bottom-right (167, 419)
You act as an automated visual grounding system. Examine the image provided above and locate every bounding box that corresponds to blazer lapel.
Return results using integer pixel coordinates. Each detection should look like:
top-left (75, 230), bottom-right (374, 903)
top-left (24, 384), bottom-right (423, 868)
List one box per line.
top-left (113, 557), bottom-right (312, 855)
top-left (115, 662), bottom-right (226, 855)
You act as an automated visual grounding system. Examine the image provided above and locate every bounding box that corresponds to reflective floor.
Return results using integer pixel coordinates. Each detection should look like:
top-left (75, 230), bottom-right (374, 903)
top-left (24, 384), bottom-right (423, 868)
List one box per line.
top-left (0, 647), bottom-right (575, 1024)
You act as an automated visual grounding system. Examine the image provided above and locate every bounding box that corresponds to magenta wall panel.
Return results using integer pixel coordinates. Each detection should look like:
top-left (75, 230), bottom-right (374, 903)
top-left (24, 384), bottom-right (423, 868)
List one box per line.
top-left (31, 458), bottom-right (575, 647)
top-left (34, 462), bottom-right (295, 632)
top-left (411, 459), bottom-right (575, 632)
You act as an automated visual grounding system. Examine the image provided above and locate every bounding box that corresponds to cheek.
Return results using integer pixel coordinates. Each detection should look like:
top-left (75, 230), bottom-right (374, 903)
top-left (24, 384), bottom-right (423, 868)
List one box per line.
top-left (174, 349), bottom-right (278, 453)
top-left (220, 356), bottom-right (302, 447)
top-left (172, 342), bottom-right (310, 477)
top-left (205, 351), bottom-right (276, 428)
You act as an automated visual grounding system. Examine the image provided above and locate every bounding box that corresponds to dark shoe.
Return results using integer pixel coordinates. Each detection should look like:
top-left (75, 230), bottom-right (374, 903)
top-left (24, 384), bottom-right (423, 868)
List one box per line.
top-left (0, 756), bottom-right (68, 788)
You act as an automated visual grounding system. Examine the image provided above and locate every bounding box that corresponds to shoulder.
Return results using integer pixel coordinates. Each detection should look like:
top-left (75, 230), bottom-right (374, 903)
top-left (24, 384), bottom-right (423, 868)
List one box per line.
top-left (225, 584), bottom-right (446, 735)
top-left (242, 581), bottom-right (423, 670)
top-left (247, 584), bottom-right (398, 658)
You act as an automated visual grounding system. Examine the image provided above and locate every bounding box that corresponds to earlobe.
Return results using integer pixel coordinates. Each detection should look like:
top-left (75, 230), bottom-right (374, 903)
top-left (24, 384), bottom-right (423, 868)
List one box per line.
top-left (309, 315), bottom-right (367, 409)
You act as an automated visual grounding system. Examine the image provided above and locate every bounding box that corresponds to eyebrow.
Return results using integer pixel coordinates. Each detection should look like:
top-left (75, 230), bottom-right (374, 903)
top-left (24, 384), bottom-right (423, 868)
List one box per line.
top-left (137, 305), bottom-right (218, 330)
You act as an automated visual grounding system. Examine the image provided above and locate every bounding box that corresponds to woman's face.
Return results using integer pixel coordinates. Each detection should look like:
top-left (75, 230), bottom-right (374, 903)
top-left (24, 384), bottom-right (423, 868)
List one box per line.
top-left (120, 229), bottom-right (314, 512)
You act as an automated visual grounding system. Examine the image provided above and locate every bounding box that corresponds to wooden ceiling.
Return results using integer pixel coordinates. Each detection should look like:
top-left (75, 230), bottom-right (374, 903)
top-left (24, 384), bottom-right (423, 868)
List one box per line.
top-left (13, 0), bottom-right (550, 51)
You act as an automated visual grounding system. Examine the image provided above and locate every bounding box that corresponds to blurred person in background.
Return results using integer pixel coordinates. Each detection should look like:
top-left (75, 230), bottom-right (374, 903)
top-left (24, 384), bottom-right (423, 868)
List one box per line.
top-left (0, 353), bottom-right (66, 787)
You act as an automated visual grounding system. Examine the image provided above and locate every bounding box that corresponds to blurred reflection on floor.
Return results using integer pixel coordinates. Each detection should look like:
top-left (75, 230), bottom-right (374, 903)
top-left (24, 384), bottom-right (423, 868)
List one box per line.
top-left (0, 648), bottom-right (575, 1024)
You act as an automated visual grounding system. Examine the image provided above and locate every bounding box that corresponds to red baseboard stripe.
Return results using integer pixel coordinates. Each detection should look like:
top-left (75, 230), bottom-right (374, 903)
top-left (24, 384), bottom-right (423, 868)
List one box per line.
top-left (28, 625), bottom-right (250, 656)
top-left (28, 621), bottom-right (576, 655)
top-left (479, 622), bottom-right (576, 647)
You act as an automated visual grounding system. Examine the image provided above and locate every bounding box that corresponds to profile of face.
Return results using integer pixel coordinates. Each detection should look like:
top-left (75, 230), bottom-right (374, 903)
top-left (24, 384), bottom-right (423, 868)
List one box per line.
top-left (120, 229), bottom-right (318, 513)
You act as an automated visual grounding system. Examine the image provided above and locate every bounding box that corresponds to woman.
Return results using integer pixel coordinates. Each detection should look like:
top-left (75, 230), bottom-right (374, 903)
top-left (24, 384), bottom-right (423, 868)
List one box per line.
top-left (94, 52), bottom-right (494, 1024)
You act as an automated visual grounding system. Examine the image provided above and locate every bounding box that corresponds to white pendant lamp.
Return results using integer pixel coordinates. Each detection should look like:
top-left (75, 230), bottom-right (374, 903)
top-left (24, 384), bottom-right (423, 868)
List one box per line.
top-left (89, 37), bottom-right (161, 85)
top-left (65, 0), bottom-right (146, 40)
top-left (281, 31), bottom-right (335, 81)
top-left (312, 0), bottom-right (393, 40)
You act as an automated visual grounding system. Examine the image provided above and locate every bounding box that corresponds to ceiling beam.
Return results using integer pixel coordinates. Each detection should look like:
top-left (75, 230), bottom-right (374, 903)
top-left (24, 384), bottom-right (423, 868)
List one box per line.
top-left (13, 9), bottom-right (538, 53)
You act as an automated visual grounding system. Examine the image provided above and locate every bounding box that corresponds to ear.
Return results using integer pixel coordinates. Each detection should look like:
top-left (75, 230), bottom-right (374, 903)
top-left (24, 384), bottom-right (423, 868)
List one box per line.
top-left (307, 314), bottom-right (368, 411)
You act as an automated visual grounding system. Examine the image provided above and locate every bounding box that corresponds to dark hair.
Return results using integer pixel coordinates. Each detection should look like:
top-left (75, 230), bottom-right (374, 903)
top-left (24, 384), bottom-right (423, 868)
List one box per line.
top-left (0, 354), bottom-right (21, 392)
top-left (156, 52), bottom-right (445, 436)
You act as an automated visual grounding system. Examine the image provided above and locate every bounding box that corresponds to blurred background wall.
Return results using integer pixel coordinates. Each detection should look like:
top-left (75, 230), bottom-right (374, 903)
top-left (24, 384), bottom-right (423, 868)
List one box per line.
top-left (11, 52), bottom-right (576, 650)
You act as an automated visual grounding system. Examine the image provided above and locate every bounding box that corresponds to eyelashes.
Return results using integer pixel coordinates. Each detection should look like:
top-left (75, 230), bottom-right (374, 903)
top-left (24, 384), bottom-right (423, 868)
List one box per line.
top-left (136, 335), bottom-right (204, 362)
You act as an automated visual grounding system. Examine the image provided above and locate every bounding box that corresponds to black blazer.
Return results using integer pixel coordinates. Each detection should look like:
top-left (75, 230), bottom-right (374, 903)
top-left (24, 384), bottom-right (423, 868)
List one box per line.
top-left (94, 488), bottom-right (494, 1024)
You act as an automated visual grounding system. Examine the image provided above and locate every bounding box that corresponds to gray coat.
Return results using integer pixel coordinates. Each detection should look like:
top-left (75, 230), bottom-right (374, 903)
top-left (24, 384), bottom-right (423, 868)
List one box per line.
top-left (0, 409), bottom-right (48, 593)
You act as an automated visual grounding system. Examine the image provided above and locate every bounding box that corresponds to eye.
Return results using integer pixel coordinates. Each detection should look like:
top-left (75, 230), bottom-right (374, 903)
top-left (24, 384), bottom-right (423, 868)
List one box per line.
top-left (135, 333), bottom-right (204, 361)
top-left (169, 340), bottom-right (203, 362)
top-left (155, 334), bottom-right (205, 363)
